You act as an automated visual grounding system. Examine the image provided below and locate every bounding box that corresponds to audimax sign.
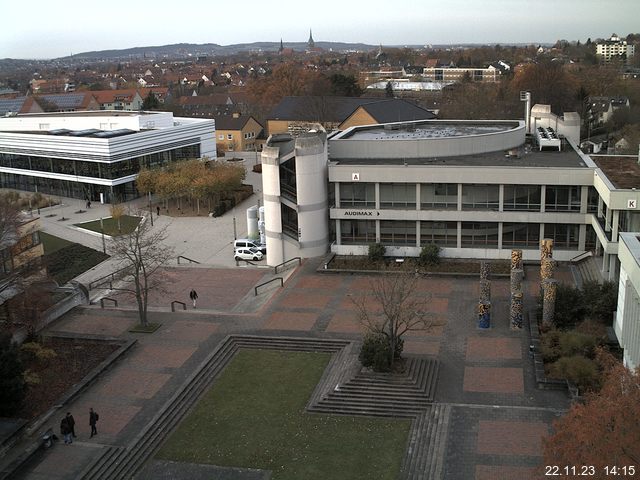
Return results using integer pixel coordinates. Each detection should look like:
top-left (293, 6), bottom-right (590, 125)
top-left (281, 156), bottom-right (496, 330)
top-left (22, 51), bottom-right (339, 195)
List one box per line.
top-left (344, 210), bottom-right (380, 216)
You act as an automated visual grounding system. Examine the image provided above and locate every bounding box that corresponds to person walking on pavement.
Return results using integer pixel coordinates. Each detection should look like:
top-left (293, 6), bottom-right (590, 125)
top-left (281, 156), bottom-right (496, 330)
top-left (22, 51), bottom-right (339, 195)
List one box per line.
top-left (189, 289), bottom-right (198, 308)
top-left (60, 417), bottom-right (72, 444)
top-left (156, 205), bottom-right (160, 216)
top-left (89, 408), bottom-right (99, 438)
top-left (66, 412), bottom-right (76, 438)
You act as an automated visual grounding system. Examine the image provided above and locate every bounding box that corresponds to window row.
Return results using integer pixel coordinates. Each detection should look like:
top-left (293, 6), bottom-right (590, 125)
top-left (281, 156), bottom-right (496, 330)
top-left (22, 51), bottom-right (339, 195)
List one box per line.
top-left (337, 182), bottom-right (598, 212)
top-left (340, 220), bottom-right (588, 249)
top-left (0, 146), bottom-right (200, 180)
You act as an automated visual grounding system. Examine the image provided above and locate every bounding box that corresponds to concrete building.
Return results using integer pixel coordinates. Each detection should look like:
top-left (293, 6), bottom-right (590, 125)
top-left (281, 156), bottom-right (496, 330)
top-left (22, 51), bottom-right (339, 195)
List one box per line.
top-left (596, 34), bottom-right (635, 63)
top-left (615, 232), bottom-right (640, 370)
top-left (422, 65), bottom-right (503, 83)
top-left (0, 111), bottom-right (216, 203)
top-left (261, 128), bottom-right (329, 266)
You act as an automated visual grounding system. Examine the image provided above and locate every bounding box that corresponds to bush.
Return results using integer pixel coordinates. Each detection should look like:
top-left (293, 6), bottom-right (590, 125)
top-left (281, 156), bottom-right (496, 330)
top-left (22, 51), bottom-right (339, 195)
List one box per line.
top-left (548, 355), bottom-right (601, 392)
top-left (553, 284), bottom-right (585, 328)
top-left (0, 333), bottom-right (26, 416)
top-left (540, 329), bottom-right (562, 363)
top-left (582, 280), bottom-right (618, 324)
top-left (558, 331), bottom-right (598, 358)
top-left (359, 332), bottom-right (404, 372)
top-left (419, 244), bottom-right (440, 266)
top-left (360, 333), bottom-right (391, 372)
top-left (368, 243), bottom-right (386, 262)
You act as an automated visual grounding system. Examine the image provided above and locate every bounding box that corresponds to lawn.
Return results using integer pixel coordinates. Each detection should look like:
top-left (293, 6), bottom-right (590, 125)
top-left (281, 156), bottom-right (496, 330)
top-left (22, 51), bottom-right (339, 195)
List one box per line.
top-left (41, 233), bottom-right (109, 284)
top-left (39, 231), bottom-right (73, 255)
top-left (74, 215), bottom-right (142, 236)
top-left (157, 349), bottom-right (410, 480)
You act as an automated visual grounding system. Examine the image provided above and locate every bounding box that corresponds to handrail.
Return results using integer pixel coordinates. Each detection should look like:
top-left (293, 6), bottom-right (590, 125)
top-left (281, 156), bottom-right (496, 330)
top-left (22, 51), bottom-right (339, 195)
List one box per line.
top-left (100, 297), bottom-right (118, 308)
top-left (255, 277), bottom-right (283, 295)
top-left (171, 301), bottom-right (186, 312)
top-left (177, 255), bottom-right (200, 265)
top-left (274, 257), bottom-right (301, 274)
top-left (569, 251), bottom-right (593, 263)
top-left (89, 266), bottom-right (131, 290)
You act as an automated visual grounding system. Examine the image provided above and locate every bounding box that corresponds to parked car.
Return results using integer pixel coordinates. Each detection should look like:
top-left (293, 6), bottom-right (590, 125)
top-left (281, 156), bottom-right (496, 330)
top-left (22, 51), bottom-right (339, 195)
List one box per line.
top-left (234, 247), bottom-right (264, 261)
top-left (234, 239), bottom-right (266, 254)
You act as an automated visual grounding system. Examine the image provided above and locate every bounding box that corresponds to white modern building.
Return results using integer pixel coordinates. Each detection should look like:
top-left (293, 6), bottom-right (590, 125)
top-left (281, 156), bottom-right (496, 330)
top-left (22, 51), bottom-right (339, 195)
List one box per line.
top-left (0, 111), bottom-right (216, 203)
top-left (596, 34), bottom-right (636, 63)
top-left (615, 233), bottom-right (640, 370)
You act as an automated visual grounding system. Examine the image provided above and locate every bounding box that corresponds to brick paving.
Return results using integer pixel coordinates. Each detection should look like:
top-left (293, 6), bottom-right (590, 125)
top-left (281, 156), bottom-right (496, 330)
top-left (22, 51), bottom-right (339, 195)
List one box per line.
top-left (12, 257), bottom-right (574, 480)
top-left (463, 367), bottom-right (525, 394)
top-left (476, 420), bottom-right (549, 456)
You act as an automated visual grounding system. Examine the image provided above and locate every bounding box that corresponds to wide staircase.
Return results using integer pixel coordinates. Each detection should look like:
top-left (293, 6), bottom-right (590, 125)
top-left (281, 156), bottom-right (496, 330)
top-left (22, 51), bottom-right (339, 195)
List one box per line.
top-left (570, 254), bottom-right (602, 287)
top-left (77, 335), bottom-right (443, 480)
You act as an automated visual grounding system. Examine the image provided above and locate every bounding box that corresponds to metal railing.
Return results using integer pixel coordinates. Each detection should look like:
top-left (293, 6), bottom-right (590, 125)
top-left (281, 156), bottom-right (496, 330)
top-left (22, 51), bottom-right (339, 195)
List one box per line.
top-left (177, 255), bottom-right (200, 265)
top-left (171, 301), bottom-right (186, 312)
top-left (274, 257), bottom-right (301, 274)
top-left (569, 251), bottom-right (593, 263)
top-left (89, 266), bottom-right (131, 290)
top-left (99, 297), bottom-right (118, 308)
top-left (254, 277), bottom-right (283, 296)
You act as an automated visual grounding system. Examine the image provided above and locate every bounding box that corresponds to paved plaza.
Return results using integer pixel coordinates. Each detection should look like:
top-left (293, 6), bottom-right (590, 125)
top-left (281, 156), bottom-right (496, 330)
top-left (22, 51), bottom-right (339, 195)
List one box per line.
top-left (3, 168), bottom-right (571, 479)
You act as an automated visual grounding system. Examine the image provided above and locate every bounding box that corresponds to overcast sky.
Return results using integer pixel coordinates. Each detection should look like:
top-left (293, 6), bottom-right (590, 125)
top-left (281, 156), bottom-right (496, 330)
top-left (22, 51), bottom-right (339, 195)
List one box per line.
top-left (2, 0), bottom-right (638, 59)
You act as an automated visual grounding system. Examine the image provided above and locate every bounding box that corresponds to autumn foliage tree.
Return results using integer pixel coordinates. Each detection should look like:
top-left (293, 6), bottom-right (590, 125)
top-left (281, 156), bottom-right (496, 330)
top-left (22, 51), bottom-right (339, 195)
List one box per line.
top-left (137, 159), bottom-right (245, 214)
top-left (542, 349), bottom-right (640, 471)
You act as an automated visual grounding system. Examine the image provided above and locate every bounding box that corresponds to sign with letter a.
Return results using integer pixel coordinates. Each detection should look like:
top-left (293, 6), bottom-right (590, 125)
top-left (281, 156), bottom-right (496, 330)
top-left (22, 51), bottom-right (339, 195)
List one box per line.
top-left (352, 173), bottom-right (360, 181)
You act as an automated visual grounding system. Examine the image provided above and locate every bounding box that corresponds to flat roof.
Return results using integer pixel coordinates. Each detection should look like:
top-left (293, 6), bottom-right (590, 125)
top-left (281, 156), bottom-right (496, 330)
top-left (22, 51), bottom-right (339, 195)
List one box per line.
top-left (340, 121), bottom-right (519, 140)
top-left (331, 144), bottom-right (588, 169)
top-left (14, 110), bottom-right (155, 118)
top-left (592, 155), bottom-right (640, 189)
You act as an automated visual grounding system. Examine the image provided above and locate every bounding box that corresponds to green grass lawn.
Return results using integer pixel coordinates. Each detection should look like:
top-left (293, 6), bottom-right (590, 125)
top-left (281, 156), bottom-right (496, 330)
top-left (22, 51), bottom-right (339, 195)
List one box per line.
top-left (74, 215), bottom-right (141, 236)
top-left (157, 349), bottom-right (410, 480)
top-left (40, 232), bottom-right (109, 284)
top-left (39, 231), bottom-right (73, 255)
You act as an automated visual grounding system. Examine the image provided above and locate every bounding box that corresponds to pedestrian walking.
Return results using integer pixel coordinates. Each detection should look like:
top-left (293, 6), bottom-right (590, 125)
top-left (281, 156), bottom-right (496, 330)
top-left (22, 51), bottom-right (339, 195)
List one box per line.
top-left (60, 417), bottom-right (72, 444)
top-left (156, 206), bottom-right (160, 216)
top-left (89, 408), bottom-right (99, 438)
top-left (189, 289), bottom-right (198, 308)
top-left (66, 412), bottom-right (76, 438)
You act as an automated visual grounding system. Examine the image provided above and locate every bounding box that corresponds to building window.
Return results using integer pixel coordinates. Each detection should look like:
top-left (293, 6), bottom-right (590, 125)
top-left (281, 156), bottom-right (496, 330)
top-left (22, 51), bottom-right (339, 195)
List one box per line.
top-left (543, 224), bottom-right (579, 248)
top-left (502, 223), bottom-right (540, 248)
top-left (218, 134), bottom-right (224, 140)
top-left (587, 187), bottom-right (598, 213)
top-left (420, 221), bottom-right (457, 247)
top-left (339, 183), bottom-right (375, 208)
top-left (421, 183), bottom-right (457, 209)
top-left (461, 222), bottom-right (499, 247)
top-left (545, 186), bottom-right (581, 212)
top-left (281, 204), bottom-right (298, 239)
top-left (340, 220), bottom-right (376, 244)
top-left (380, 183), bottom-right (416, 209)
top-left (503, 185), bottom-right (541, 211)
top-left (380, 220), bottom-right (416, 246)
top-left (227, 134), bottom-right (233, 140)
top-left (461, 184), bottom-right (499, 210)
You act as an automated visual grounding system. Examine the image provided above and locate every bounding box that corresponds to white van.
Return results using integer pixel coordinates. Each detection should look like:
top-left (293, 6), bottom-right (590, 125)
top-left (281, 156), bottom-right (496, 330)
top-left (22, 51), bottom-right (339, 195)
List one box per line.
top-left (234, 239), bottom-right (266, 254)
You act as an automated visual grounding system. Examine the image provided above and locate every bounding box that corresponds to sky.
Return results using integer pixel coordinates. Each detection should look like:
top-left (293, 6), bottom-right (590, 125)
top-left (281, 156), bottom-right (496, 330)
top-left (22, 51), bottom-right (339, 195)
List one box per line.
top-left (2, 0), bottom-right (639, 59)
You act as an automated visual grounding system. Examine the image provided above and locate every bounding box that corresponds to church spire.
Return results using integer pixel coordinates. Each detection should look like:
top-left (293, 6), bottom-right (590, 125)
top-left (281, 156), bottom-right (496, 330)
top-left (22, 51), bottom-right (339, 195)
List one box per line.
top-left (308, 29), bottom-right (315, 49)
top-left (279, 38), bottom-right (284, 53)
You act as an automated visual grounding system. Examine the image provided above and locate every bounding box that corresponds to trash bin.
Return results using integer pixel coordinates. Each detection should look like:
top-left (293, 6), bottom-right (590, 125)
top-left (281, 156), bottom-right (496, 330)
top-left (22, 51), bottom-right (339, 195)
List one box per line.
top-left (42, 428), bottom-right (53, 449)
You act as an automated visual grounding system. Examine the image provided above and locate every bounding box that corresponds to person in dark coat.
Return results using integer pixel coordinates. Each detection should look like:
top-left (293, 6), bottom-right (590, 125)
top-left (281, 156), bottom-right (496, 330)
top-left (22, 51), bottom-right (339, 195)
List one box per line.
top-left (89, 408), bottom-right (99, 438)
top-left (60, 417), bottom-right (72, 444)
top-left (156, 206), bottom-right (160, 216)
top-left (66, 412), bottom-right (76, 438)
top-left (189, 289), bottom-right (198, 308)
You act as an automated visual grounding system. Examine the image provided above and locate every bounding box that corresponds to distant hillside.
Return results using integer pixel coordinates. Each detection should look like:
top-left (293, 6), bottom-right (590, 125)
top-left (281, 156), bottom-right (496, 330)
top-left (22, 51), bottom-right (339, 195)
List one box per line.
top-left (60, 41), bottom-right (380, 60)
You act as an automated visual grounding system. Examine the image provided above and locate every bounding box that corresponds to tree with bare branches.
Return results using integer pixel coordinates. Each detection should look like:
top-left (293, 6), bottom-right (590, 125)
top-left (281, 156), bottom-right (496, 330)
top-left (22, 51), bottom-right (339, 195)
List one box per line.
top-left (109, 217), bottom-right (174, 326)
top-left (352, 273), bottom-right (438, 370)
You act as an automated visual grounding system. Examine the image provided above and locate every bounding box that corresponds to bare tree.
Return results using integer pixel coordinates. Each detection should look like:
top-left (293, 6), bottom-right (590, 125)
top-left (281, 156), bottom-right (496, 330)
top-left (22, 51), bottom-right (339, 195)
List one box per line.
top-left (109, 216), bottom-right (174, 326)
top-left (352, 273), bottom-right (439, 369)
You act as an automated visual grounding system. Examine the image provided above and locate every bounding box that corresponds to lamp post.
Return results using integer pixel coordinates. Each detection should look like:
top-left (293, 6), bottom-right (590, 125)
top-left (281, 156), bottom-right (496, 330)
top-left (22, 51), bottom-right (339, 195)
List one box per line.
top-left (148, 191), bottom-right (154, 226)
top-left (100, 217), bottom-right (106, 253)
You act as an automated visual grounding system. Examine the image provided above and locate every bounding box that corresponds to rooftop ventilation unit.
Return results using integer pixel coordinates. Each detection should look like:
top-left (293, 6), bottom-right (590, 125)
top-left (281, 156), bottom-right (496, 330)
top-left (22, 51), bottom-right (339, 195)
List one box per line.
top-left (535, 126), bottom-right (561, 151)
